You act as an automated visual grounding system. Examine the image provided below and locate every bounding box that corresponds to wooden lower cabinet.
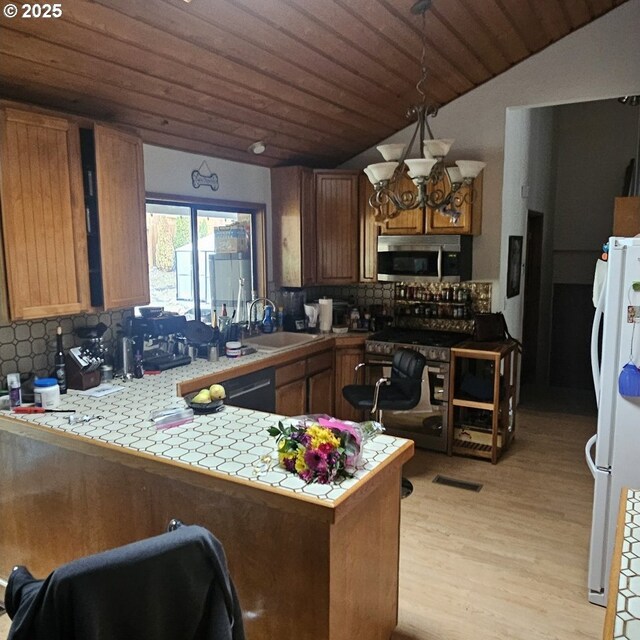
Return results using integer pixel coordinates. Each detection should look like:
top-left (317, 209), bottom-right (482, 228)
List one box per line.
top-left (275, 349), bottom-right (334, 417)
top-left (275, 378), bottom-right (307, 417)
top-left (334, 345), bottom-right (365, 422)
top-left (308, 368), bottom-right (334, 416)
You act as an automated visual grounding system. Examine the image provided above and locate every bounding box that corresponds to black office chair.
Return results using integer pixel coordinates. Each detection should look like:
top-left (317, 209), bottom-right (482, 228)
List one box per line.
top-left (5, 520), bottom-right (245, 640)
top-left (342, 348), bottom-right (426, 499)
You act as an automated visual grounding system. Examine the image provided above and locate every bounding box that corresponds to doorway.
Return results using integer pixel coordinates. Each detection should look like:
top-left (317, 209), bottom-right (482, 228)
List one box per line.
top-left (521, 211), bottom-right (543, 385)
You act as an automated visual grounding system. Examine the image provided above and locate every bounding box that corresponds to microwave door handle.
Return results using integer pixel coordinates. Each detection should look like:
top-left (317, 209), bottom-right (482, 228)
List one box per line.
top-left (437, 246), bottom-right (443, 281)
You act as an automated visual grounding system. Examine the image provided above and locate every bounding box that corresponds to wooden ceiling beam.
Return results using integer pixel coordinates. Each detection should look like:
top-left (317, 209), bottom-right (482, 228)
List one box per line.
top-left (561, 0), bottom-right (595, 29)
top-left (92, 0), bottom-right (403, 130)
top-left (0, 24), bottom-right (369, 158)
top-left (461, 0), bottom-right (531, 61)
top-left (58, 0), bottom-right (398, 138)
top-left (170, 0), bottom-right (415, 108)
top-left (0, 53), bottom-right (353, 164)
top-left (496, 0), bottom-right (553, 51)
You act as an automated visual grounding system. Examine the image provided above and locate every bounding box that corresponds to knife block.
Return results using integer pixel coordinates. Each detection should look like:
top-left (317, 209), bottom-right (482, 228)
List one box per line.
top-left (65, 354), bottom-right (101, 390)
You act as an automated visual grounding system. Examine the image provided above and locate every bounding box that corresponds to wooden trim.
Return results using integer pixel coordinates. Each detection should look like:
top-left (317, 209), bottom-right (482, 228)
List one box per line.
top-left (603, 487), bottom-right (630, 639)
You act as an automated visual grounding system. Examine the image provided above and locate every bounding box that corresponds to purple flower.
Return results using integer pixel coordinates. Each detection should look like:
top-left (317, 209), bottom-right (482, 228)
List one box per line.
top-left (304, 448), bottom-right (329, 475)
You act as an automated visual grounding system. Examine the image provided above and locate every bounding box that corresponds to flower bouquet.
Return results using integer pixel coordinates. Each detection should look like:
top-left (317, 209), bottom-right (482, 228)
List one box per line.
top-left (268, 415), bottom-right (383, 484)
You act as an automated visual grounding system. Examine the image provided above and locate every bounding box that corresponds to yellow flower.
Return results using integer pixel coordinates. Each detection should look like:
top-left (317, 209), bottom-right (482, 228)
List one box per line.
top-left (306, 425), bottom-right (340, 450)
top-left (278, 439), bottom-right (296, 465)
top-left (295, 448), bottom-right (308, 473)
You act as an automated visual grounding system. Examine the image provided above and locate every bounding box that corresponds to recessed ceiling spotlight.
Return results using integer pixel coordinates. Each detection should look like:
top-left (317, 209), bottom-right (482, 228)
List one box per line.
top-left (249, 141), bottom-right (266, 155)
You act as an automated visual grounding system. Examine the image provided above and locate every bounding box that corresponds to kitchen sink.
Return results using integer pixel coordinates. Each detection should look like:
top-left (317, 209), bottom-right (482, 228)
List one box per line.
top-left (243, 332), bottom-right (321, 351)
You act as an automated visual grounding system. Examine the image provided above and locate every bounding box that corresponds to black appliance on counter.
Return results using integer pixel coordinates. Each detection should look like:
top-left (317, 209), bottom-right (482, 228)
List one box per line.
top-left (365, 329), bottom-right (470, 452)
top-left (377, 235), bottom-right (472, 283)
top-left (130, 314), bottom-right (191, 371)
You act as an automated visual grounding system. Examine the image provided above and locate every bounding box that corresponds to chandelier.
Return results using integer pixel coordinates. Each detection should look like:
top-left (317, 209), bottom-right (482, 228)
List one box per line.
top-left (364, 0), bottom-right (486, 227)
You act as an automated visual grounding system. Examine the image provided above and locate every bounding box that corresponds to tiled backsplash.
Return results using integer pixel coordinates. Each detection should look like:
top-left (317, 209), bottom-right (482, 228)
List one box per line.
top-left (0, 309), bottom-right (132, 386)
top-left (268, 282), bottom-right (395, 310)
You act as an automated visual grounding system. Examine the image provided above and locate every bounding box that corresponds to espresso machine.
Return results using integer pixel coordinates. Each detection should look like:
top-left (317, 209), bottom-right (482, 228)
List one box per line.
top-left (129, 313), bottom-right (191, 371)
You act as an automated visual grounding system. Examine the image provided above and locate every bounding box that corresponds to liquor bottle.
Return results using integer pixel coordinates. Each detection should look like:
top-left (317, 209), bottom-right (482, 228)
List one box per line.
top-left (55, 326), bottom-right (67, 394)
top-left (221, 303), bottom-right (228, 317)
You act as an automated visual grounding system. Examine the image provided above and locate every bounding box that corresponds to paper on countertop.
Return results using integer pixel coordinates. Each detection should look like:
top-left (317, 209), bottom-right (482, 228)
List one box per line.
top-left (78, 384), bottom-right (125, 398)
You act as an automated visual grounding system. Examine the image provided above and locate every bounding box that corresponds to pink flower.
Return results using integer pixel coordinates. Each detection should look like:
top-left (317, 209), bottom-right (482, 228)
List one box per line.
top-left (304, 448), bottom-right (329, 476)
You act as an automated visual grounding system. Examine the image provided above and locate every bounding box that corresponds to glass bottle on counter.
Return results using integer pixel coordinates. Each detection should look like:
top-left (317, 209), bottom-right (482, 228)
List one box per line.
top-left (55, 326), bottom-right (67, 394)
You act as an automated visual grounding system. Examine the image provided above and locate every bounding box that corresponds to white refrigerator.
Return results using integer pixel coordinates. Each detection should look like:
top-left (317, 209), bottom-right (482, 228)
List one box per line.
top-left (588, 236), bottom-right (640, 606)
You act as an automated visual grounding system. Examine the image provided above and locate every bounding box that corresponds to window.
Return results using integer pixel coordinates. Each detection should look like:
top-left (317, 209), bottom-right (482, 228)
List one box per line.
top-left (144, 198), bottom-right (265, 323)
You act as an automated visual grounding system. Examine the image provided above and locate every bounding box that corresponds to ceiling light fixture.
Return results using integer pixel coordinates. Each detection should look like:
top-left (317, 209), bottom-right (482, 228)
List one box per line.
top-left (248, 141), bottom-right (266, 155)
top-left (365, 0), bottom-right (485, 227)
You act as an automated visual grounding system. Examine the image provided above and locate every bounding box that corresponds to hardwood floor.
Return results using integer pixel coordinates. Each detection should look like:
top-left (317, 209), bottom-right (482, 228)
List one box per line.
top-left (392, 407), bottom-right (604, 640)
top-left (0, 408), bottom-right (604, 639)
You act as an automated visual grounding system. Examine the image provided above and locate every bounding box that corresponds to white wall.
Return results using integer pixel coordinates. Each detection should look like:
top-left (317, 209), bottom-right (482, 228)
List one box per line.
top-left (500, 107), bottom-right (556, 341)
top-left (341, 0), bottom-right (640, 318)
top-left (143, 145), bottom-right (271, 205)
top-left (142, 144), bottom-right (272, 277)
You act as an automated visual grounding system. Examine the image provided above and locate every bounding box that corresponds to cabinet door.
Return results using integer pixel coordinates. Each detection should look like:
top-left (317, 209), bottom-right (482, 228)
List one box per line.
top-left (271, 166), bottom-right (315, 287)
top-left (315, 171), bottom-right (359, 285)
top-left (380, 173), bottom-right (425, 235)
top-left (276, 378), bottom-right (307, 417)
top-left (308, 368), bottom-right (334, 416)
top-left (94, 125), bottom-right (149, 309)
top-left (426, 174), bottom-right (483, 235)
top-left (359, 175), bottom-right (379, 283)
top-left (334, 347), bottom-right (365, 422)
top-left (0, 108), bottom-right (89, 320)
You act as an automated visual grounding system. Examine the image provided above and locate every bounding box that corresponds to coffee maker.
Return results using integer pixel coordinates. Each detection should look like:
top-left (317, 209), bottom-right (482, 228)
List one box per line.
top-left (282, 289), bottom-right (306, 332)
top-left (129, 313), bottom-right (191, 371)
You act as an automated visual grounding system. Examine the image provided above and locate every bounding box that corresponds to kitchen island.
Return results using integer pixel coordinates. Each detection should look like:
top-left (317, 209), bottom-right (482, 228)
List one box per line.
top-left (0, 344), bottom-right (413, 640)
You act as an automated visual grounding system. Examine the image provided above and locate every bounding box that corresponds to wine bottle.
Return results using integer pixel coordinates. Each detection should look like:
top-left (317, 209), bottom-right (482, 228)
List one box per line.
top-left (55, 326), bottom-right (67, 394)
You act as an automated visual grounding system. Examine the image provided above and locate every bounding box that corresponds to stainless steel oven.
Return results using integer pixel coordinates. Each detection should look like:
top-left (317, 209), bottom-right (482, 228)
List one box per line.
top-left (364, 349), bottom-right (450, 452)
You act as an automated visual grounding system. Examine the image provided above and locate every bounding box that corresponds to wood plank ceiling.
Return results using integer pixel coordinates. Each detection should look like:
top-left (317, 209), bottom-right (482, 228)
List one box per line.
top-left (0, 0), bottom-right (629, 167)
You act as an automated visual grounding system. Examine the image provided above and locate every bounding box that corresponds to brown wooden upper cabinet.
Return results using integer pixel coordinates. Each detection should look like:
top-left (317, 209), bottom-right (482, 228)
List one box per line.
top-left (379, 172), bottom-right (425, 236)
top-left (271, 168), bottom-right (359, 287)
top-left (426, 174), bottom-right (483, 236)
top-left (375, 170), bottom-right (483, 236)
top-left (93, 125), bottom-right (149, 310)
top-left (271, 166), bottom-right (316, 288)
top-left (358, 175), bottom-right (379, 284)
top-left (0, 108), bottom-right (90, 320)
top-left (315, 171), bottom-right (359, 285)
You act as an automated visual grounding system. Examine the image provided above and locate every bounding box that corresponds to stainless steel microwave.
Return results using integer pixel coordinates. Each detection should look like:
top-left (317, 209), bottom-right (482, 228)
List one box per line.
top-left (377, 235), bottom-right (473, 283)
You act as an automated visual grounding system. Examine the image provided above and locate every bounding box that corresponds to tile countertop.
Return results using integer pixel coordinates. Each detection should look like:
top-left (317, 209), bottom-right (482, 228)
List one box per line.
top-left (606, 488), bottom-right (640, 639)
top-left (2, 337), bottom-right (409, 507)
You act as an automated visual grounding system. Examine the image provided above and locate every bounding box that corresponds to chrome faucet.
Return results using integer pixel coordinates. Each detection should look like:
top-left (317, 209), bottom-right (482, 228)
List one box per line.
top-left (247, 297), bottom-right (276, 334)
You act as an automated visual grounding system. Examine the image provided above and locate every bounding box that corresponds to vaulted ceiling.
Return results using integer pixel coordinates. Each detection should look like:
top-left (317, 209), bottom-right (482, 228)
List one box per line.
top-left (0, 0), bottom-right (629, 167)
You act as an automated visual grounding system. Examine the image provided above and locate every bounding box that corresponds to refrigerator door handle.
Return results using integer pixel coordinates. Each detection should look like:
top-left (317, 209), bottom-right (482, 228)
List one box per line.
top-left (585, 434), bottom-right (598, 478)
top-left (590, 281), bottom-right (606, 407)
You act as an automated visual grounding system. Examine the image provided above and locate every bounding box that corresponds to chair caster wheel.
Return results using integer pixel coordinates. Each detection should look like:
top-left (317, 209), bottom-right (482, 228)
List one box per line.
top-left (401, 477), bottom-right (413, 499)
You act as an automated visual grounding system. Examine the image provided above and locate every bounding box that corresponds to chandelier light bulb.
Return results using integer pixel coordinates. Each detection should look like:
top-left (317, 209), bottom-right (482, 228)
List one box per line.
top-left (455, 160), bottom-right (486, 179)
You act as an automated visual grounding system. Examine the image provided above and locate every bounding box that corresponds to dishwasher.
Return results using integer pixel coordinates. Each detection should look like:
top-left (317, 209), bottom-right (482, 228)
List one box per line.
top-left (222, 367), bottom-right (276, 413)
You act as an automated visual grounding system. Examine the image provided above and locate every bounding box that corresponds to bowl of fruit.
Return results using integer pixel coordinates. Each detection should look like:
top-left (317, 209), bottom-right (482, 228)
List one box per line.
top-left (185, 384), bottom-right (226, 414)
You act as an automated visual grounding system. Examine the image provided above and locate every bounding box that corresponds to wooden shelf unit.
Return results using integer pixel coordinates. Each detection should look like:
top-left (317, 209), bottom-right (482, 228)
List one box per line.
top-left (448, 340), bottom-right (518, 464)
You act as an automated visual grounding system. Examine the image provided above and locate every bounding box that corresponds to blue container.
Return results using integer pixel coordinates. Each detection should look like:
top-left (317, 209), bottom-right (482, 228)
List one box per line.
top-left (618, 364), bottom-right (640, 397)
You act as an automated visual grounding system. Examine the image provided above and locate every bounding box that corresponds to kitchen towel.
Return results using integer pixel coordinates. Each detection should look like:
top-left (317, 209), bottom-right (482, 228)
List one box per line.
top-left (318, 298), bottom-right (332, 333)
